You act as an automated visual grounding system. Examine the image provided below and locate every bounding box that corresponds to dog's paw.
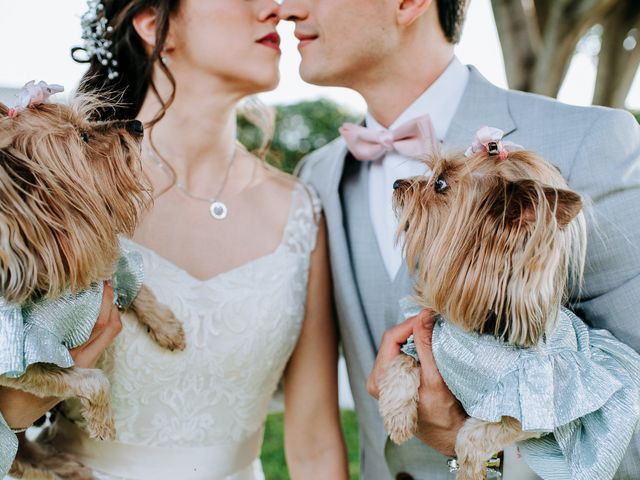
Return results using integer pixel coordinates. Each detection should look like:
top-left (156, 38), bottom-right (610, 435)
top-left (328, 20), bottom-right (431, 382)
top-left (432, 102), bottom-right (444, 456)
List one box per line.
top-left (381, 399), bottom-right (417, 444)
top-left (148, 311), bottom-right (186, 352)
top-left (79, 386), bottom-right (116, 441)
top-left (388, 429), bottom-right (413, 445)
top-left (385, 415), bottom-right (416, 445)
top-left (455, 458), bottom-right (486, 480)
top-left (83, 403), bottom-right (116, 440)
top-left (85, 414), bottom-right (116, 441)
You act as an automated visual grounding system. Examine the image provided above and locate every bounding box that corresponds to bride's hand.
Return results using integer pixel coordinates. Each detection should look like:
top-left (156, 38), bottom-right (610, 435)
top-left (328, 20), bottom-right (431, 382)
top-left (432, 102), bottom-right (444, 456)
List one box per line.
top-left (0, 282), bottom-right (122, 429)
top-left (69, 281), bottom-right (122, 368)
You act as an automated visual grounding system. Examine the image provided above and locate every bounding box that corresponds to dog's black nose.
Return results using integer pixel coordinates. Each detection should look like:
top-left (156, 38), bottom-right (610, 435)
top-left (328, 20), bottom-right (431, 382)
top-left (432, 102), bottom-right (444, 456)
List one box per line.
top-left (393, 179), bottom-right (403, 190)
top-left (127, 120), bottom-right (144, 138)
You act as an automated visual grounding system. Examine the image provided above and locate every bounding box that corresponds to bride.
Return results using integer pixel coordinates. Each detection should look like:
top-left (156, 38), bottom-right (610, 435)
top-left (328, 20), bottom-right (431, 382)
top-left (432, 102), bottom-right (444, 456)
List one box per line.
top-left (0, 0), bottom-right (348, 478)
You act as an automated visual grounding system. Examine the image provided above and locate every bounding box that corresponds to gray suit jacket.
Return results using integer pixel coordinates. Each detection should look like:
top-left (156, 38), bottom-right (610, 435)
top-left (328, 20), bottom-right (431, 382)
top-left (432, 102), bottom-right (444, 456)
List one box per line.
top-left (297, 66), bottom-right (640, 479)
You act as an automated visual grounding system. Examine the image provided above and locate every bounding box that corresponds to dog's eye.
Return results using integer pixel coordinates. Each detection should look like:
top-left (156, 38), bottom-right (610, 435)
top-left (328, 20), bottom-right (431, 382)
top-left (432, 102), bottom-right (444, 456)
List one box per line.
top-left (434, 175), bottom-right (448, 194)
top-left (80, 131), bottom-right (90, 143)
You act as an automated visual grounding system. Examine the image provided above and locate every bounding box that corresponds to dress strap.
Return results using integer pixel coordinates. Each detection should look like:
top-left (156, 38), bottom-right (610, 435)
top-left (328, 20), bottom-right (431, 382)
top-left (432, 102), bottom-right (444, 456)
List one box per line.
top-left (280, 181), bottom-right (323, 256)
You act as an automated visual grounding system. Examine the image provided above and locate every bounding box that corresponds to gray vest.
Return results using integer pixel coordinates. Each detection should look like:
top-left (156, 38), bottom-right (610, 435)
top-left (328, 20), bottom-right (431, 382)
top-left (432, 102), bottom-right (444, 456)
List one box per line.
top-left (341, 155), bottom-right (456, 479)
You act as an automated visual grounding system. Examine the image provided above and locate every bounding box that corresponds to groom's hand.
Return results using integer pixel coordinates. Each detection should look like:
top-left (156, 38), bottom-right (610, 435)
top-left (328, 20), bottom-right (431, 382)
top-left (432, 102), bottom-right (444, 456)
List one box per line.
top-left (411, 309), bottom-right (466, 456)
top-left (367, 309), bottom-right (466, 457)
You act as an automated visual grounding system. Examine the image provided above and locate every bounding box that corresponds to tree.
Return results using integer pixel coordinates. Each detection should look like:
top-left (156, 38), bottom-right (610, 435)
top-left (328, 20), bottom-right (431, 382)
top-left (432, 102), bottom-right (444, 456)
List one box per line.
top-left (490, 0), bottom-right (640, 107)
top-left (238, 98), bottom-right (361, 173)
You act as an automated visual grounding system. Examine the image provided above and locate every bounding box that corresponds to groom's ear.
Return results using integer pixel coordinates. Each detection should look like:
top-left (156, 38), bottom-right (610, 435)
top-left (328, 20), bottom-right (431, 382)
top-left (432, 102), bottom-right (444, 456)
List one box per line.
top-left (397, 0), bottom-right (434, 27)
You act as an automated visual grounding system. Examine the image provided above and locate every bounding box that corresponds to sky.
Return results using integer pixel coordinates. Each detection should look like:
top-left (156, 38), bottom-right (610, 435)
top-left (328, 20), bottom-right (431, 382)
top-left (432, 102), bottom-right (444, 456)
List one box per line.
top-left (2, 0), bottom-right (640, 113)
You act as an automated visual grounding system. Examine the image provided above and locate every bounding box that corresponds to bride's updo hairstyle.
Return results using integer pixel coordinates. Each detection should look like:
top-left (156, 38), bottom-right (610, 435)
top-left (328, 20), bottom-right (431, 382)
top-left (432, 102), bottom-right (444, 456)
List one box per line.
top-left (72, 0), bottom-right (180, 125)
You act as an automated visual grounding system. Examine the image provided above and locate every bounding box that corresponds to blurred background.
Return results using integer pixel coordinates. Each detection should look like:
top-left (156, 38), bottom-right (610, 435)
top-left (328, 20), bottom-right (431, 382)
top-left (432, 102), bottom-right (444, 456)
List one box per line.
top-left (3, 0), bottom-right (640, 478)
top-left (3, 0), bottom-right (640, 173)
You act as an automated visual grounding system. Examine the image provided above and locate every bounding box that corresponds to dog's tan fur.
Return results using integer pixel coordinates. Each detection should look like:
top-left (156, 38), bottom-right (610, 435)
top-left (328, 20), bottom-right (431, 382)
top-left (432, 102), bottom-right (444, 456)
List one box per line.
top-left (0, 98), bottom-right (147, 305)
top-left (379, 148), bottom-right (586, 479)
top-left (0, 96), bottom-right (186, 479)
top-left (379, 354), bottom-right (421, 444)
top-left (130, 284), bottom-right (186, 351)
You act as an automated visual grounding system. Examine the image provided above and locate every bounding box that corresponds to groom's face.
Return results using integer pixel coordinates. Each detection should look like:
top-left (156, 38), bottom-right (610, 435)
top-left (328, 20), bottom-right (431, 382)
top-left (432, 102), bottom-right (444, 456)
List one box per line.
top-left (279, 0), bottom-right (397, 87)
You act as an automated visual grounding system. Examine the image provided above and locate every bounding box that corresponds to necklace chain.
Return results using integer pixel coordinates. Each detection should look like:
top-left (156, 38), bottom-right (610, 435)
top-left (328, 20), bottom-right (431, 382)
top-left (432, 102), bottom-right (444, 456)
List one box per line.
top-left (144, 142), bottom-right (238, 220)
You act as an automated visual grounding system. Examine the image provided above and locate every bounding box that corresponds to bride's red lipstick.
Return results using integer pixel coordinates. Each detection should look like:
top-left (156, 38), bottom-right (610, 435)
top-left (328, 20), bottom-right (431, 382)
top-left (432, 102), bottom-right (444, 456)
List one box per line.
top-left (257, 32), bottom-right (281, 52)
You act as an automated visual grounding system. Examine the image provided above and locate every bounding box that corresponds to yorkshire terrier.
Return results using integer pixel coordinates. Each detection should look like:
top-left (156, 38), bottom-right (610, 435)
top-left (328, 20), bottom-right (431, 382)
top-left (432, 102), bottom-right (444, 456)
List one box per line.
top-left (0, 82), bottom-right (185, 479)
top-left (378, 128), bottom-right (640, 479)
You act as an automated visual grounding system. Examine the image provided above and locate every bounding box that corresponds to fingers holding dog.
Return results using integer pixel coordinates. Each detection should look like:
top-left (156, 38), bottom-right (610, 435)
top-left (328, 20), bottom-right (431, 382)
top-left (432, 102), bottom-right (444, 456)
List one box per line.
top-left (413, 310), bottom-right (466, 427)
top-left (411, 308), bottom-right (443, 386)
top-left (69, 281), bottom-right (122, 369)
top-left (367, 316), bottom-right (416, 399)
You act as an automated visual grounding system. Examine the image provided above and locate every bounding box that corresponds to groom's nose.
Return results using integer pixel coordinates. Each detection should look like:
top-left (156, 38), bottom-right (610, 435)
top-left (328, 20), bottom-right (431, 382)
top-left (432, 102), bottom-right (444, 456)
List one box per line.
top-left (278, 0), bottom-right (308, 21)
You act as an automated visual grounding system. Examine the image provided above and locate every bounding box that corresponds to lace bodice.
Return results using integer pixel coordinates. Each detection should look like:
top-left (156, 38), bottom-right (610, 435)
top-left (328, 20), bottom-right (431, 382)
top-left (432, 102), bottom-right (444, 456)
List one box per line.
top-left (64, 182), bottom-right (321, 451)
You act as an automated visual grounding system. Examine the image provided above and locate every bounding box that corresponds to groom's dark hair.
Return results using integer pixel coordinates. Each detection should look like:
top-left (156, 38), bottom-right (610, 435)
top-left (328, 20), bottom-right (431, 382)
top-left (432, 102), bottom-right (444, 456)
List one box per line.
top-left (437, 0), bottom-right (469, 44)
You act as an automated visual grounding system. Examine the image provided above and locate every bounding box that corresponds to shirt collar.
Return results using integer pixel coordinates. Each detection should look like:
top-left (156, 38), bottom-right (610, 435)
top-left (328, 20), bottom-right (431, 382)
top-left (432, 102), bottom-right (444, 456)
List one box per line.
top-left (365, 56), bottom-right (469, 142)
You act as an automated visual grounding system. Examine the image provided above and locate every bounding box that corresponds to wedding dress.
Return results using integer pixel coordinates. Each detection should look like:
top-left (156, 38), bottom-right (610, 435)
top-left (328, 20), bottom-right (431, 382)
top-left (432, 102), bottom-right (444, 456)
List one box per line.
top-left (46, 182), bottom-right (321, 480)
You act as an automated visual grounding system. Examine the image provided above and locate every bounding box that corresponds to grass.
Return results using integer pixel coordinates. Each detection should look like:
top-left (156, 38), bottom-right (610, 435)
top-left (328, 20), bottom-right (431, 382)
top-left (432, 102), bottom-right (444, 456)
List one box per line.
top-left (260, 410), bottom-right (360, 479)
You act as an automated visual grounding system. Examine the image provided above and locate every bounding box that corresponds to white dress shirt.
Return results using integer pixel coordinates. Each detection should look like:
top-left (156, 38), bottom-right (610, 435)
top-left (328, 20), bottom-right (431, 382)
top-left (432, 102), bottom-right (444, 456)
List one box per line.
top-left (366, 57), bottom-right (469, 280)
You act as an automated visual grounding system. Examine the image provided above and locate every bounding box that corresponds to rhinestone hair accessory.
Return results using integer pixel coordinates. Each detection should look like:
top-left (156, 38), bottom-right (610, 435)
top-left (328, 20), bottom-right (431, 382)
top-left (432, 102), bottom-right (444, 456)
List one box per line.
top-left (76, 0), bottom-right (119, 80)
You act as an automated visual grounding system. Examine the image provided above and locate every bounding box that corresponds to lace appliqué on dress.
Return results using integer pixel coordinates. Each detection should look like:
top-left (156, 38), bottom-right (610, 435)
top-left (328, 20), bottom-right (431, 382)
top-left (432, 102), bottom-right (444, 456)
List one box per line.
top-left (63, 182), bottom-right (322, 452)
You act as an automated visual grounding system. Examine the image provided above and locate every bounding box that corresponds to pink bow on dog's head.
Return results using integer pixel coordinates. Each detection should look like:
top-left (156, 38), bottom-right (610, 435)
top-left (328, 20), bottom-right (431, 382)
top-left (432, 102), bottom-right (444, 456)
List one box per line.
top-left (8, 80), bottom-right (64, 118)
top-left (464, 126), bottom-right (522, 161)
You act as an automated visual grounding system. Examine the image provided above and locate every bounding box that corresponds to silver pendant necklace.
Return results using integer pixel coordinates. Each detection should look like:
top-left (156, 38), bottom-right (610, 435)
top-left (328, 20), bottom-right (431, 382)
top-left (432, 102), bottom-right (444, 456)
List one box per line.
top-left (145, 143), bottom-right (237, 220)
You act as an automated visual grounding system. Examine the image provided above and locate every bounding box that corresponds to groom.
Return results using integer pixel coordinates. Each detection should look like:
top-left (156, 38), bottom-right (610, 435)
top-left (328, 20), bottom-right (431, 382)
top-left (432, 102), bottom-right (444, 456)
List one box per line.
top-left (281, 0), bottom-right (640, 478)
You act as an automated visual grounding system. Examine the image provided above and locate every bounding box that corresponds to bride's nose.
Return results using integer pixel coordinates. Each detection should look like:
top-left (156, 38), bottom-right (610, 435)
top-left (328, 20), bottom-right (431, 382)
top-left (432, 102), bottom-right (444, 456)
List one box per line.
top-left (258, 0), bottom-right (280, 25)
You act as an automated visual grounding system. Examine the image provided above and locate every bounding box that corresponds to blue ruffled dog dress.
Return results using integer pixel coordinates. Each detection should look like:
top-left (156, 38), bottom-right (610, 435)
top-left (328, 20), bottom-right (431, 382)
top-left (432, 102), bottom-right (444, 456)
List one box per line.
top-left (0, 249), bottom-right (144, 477)
top-left (401, 299), bottom-right (640, 480)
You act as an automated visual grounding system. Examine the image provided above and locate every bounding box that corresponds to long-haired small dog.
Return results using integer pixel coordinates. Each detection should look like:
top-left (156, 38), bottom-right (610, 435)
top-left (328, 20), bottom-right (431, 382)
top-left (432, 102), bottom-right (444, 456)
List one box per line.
top-left (379, 139), bottom-right (588, 478)
top-left (0, 89), bottom-right (185, 479)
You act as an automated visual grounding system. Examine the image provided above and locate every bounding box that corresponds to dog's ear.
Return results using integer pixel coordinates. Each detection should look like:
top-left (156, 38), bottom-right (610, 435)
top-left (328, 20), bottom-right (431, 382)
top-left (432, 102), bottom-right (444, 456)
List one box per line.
top-left (541, 185), bottom-right (583, 226)
top-left (494, 179), bottom-right (582, 227)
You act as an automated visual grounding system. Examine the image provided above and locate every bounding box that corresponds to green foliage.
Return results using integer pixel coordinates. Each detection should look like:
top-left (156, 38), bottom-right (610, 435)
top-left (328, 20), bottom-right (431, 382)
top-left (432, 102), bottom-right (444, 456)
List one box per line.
top-left (633, 111), bottom-right (640, 124)
top-left (238, 99), bottom-right (362, 174)
top-left (261, 410), bottom-right (361, 479)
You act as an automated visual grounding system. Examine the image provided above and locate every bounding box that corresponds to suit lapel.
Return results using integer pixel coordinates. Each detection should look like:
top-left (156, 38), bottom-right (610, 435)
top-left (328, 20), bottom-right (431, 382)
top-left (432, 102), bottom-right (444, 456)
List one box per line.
top-left (320, 140), bottom-right (378, 361)
top-left (445, 66), bottom-right (517, 148)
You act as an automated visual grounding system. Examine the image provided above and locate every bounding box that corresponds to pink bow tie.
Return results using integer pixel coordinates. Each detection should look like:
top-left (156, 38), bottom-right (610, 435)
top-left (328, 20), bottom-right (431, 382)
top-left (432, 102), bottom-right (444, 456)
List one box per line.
top-left (339, 114), bottom-right (437, 161)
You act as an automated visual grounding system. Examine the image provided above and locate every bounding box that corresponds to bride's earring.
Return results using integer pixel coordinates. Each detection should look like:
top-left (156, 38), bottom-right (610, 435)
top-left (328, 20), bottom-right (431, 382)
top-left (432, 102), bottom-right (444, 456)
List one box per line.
top-left (160, 52), bottom-right (170, 66)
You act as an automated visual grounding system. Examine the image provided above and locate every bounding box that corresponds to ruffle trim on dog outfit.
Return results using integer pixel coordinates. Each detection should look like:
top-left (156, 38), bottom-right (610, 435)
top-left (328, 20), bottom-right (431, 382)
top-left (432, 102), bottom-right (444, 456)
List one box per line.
top-left (0, 249), bottom-right (144, 477)
top-left (399, 299), bottom-right (640, 480)
top-left (0, 250), bottom-right (144, 379)
top-left (1, 283), bottom-right (105, 378)
top-left (0, 414), bottom-right (17, 480)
